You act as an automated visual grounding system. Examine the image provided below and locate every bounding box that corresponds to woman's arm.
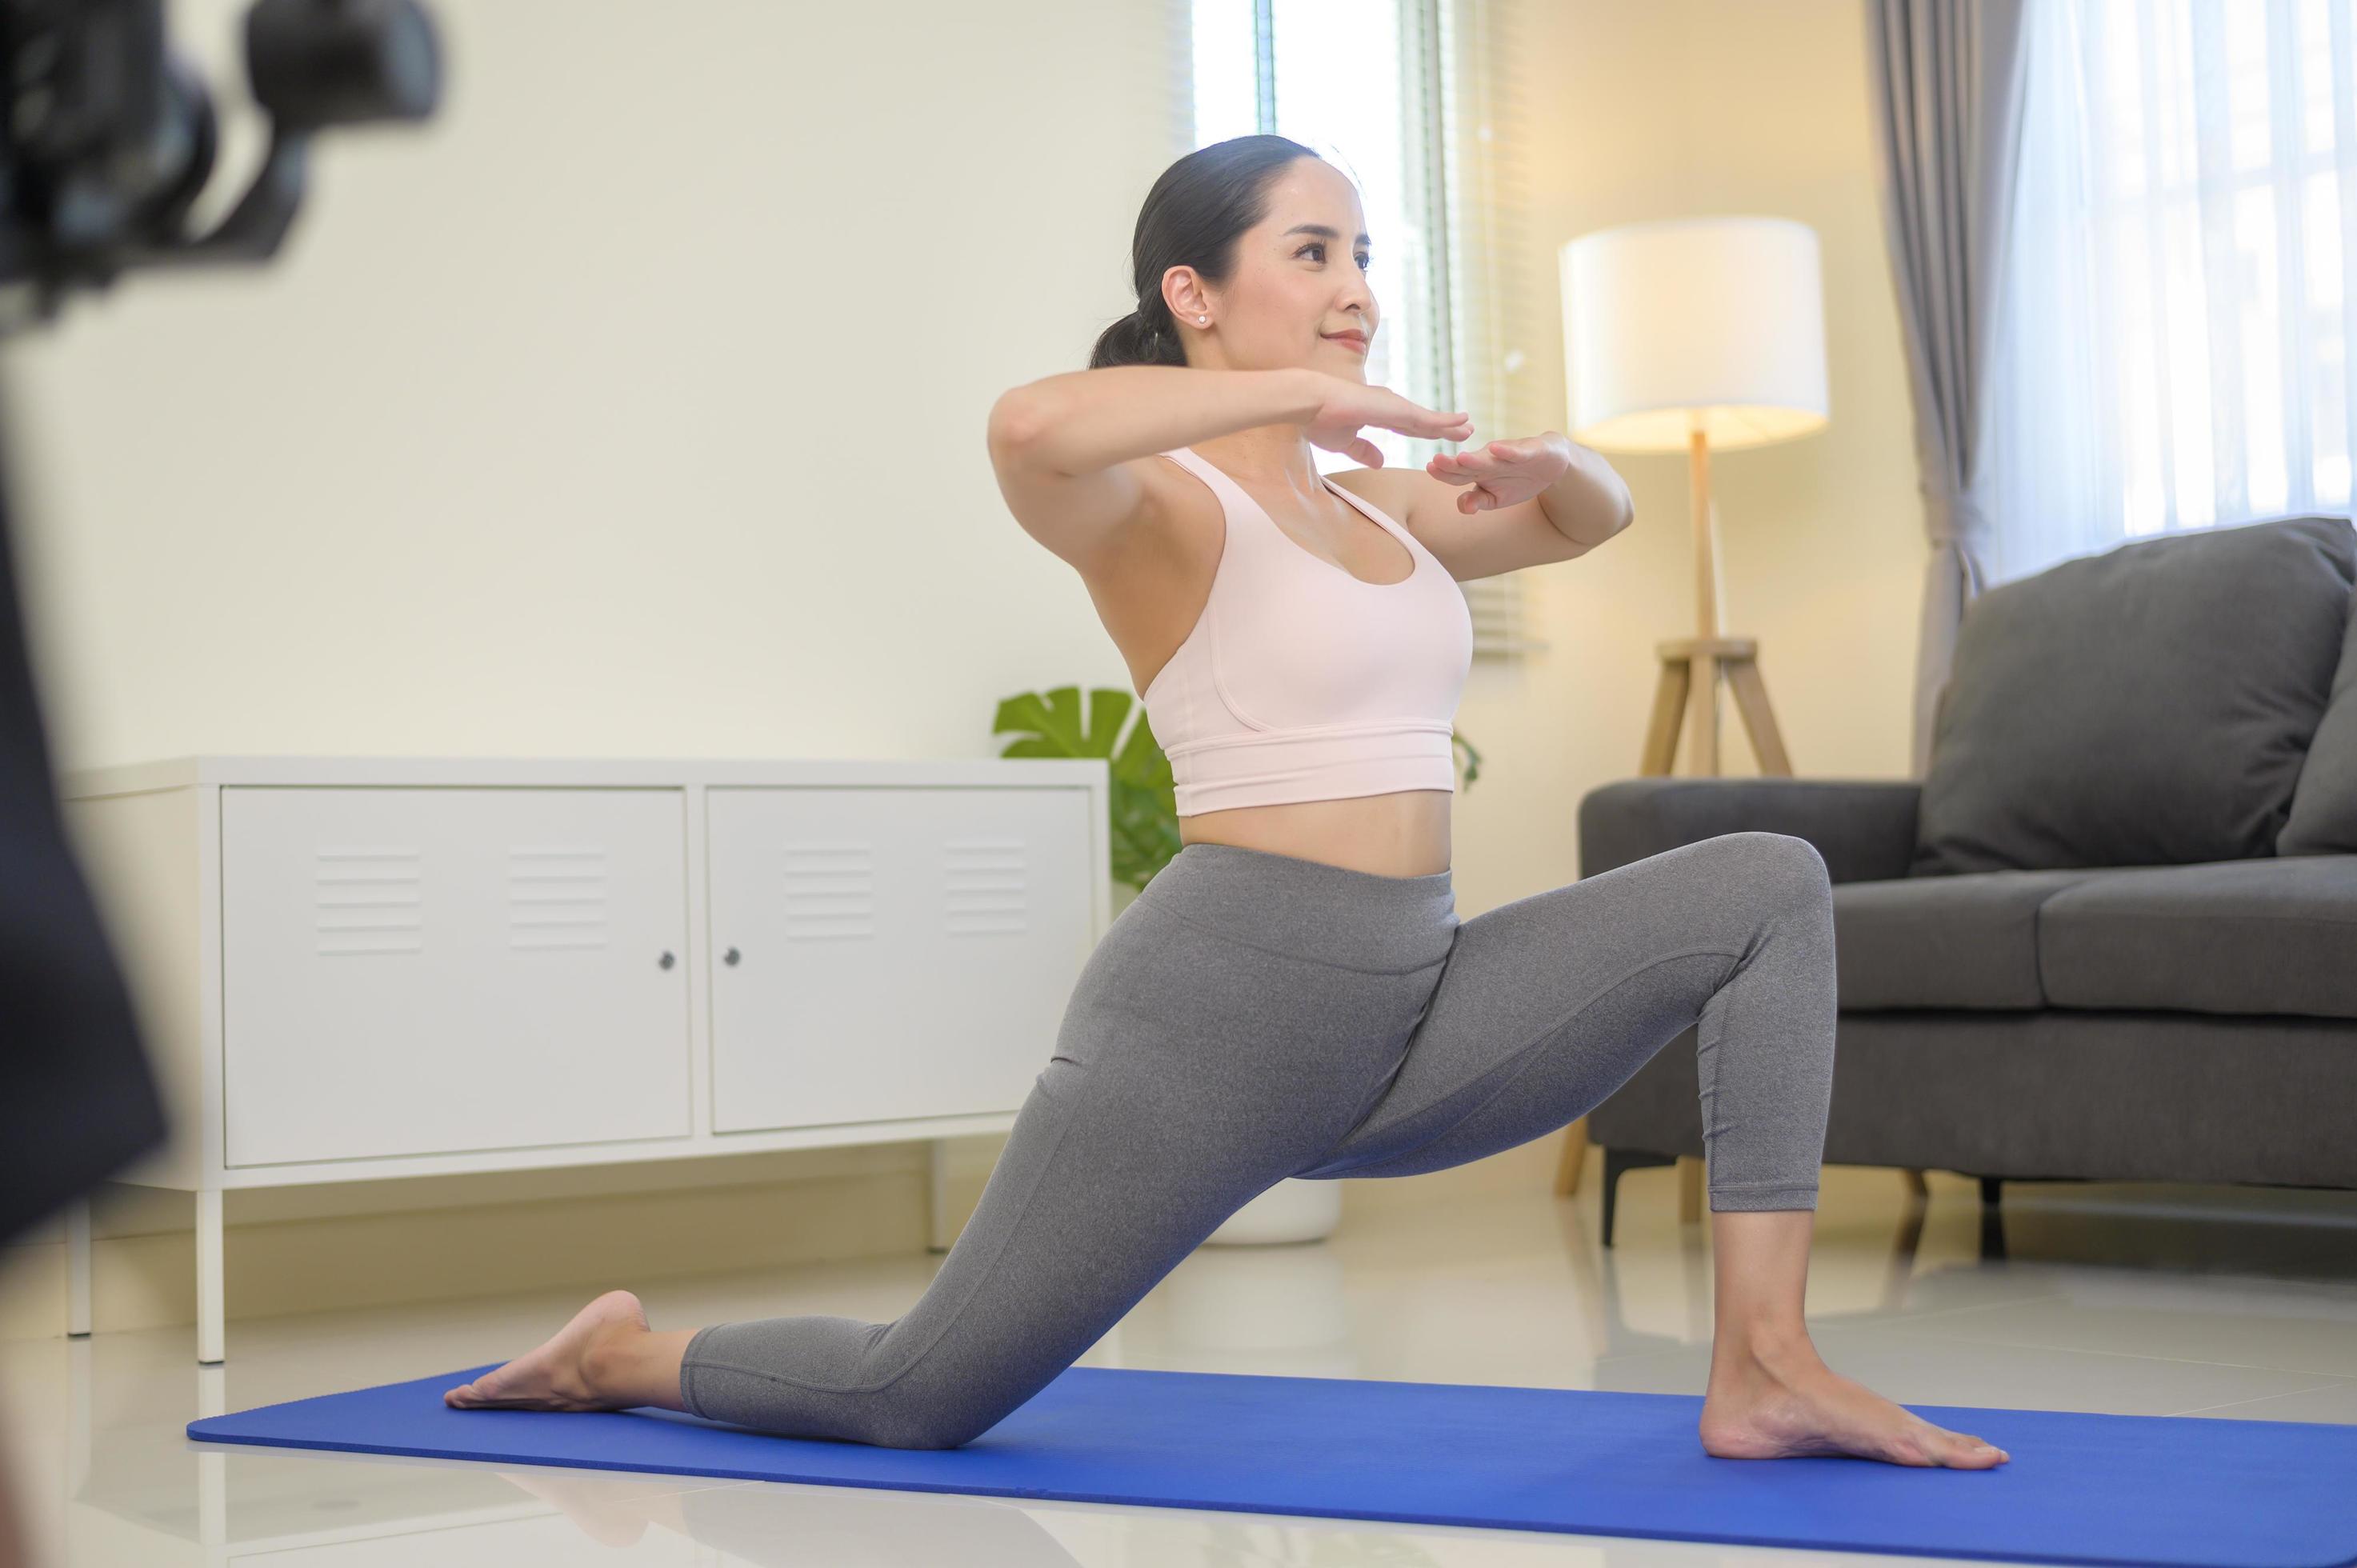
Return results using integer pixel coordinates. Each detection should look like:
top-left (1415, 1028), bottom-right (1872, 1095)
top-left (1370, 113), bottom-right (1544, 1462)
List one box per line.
top-left (988, 366), bottom-right (1323, 477)
top-left (1369, 433), bottom-right (1635, 579)
top-left (986, 367), bottom-right (1323, 569)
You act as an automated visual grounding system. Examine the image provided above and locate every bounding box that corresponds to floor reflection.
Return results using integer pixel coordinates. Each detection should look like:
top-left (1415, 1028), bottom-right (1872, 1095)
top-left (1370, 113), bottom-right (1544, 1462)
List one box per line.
top-left (8, 1163), bottom-right (2355, 1566)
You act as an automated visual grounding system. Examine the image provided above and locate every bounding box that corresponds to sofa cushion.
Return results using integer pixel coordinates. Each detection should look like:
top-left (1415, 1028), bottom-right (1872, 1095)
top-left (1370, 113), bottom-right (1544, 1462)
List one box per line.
top-left (1832, 869), bottom-right (2108, 1010)
top-left (2280, 579), bottom-right (2357, 855)
top-left (1912, 514), bottom-right (2356, 876)
top-left (2038, 856), bottom-right (2357, 1018)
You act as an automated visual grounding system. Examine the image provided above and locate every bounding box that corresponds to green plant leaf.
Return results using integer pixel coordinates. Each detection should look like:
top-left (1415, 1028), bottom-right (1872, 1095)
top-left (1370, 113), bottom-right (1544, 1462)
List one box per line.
top-left (1453, 726), bottom-right (1483, 787)
top-left (995, 685), bottom-right (1178, 887)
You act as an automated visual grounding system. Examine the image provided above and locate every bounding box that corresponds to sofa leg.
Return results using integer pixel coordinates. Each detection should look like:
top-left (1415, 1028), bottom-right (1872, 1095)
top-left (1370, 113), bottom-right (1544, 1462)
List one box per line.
top-left (1902, 1168), bottom-right (1929, 1198)
top-left (1601, 1147), bottom-right (1679, 1249)
top-left (1979, 1186), bottom-right (2008, 1262)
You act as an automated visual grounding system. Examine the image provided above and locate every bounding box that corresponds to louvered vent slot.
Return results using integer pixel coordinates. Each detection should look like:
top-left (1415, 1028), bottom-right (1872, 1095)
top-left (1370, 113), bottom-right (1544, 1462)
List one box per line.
top-left (509, 846), bottom-right (610, 950)
top-left (782, 841), bottom-right (876, 941)
top-left (314, 846), bottom-right (424, 955)
top-left (942, 835), bottom-right (1030, 937)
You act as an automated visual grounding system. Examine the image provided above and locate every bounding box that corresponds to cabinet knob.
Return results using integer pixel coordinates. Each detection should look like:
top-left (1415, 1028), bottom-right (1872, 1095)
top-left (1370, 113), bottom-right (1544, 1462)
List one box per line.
top-left (724, 946), bottom-right (742, 966)
top-left (658, 950), bottom-right (675, 970)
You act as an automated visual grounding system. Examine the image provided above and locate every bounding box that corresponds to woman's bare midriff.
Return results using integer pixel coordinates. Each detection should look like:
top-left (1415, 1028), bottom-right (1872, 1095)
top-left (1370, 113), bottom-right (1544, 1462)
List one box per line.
top-left (1177, 787), bottom-right (1451, 878)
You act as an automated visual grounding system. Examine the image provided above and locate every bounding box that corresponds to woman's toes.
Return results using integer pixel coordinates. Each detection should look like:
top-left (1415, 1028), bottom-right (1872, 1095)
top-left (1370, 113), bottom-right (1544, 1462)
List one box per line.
top-left (442, 1290), bottom-right (656, 1413)
top-left (1936, 1427), bottom-right (2008, 1466)
top-left (445, 1370), bottom-right (508, 1407)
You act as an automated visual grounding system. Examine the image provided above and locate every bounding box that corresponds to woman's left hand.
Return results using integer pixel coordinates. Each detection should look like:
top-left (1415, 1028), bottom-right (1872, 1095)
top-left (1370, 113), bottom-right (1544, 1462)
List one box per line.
top-left (1425, 434), bottom-right (1575, 514)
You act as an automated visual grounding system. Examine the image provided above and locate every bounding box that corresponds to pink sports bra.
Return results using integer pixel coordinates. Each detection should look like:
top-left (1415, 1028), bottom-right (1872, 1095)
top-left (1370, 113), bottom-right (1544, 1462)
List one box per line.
top-left (1137, 446), bottom-right (1474, 817)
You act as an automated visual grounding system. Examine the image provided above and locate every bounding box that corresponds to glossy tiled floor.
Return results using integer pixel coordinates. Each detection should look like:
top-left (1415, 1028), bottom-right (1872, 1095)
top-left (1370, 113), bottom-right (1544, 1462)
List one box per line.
top-left (6, 1159), bottom-right (2355, 1566)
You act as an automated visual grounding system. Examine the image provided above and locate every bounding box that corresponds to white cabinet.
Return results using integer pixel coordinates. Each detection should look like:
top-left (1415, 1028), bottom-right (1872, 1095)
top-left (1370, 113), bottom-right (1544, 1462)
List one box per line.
top-left (707, 786), bottom-right (1096, 1134)
top-left (220, 787), bottom-right (693, 1166)
top-left (55, 756), bottom-right (1109, 1365)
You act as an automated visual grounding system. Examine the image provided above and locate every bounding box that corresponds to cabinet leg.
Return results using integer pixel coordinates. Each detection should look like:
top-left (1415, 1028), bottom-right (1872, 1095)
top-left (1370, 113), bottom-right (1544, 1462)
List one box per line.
top-left (66, 1194), bottom-right (93, 1337)
top-left (196, 1190), bottom-right (225, 1365)
top-left (926, 1139), bottom-right (955, 1254)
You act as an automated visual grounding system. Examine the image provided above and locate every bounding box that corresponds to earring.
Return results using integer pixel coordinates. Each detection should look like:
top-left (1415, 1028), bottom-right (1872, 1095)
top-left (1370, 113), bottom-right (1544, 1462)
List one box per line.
top-left (1198, 314), bottom-right (1208, 324)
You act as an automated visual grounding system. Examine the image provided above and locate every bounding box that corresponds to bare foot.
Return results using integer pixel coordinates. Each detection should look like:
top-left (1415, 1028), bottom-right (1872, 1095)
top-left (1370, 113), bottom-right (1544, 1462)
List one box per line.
top-left (445, 1290), bottom-right (647, 1413)
top-left (1699, 1335), bottom-right (2011, 1467)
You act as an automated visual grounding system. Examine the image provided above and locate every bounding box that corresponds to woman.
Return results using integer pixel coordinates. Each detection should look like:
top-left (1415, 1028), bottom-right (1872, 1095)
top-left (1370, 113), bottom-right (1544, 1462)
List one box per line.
top-left (446, 135), bottom-right (2007, 1470)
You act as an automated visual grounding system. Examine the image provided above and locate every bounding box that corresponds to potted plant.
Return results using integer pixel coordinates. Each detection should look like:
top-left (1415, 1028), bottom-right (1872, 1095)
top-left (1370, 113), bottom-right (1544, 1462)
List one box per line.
top-left (993, 685), bottom-right (1482, 1245)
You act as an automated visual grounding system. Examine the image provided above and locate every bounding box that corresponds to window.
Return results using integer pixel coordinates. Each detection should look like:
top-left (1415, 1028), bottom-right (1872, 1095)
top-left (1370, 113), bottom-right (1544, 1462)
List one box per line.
top-left (1190, 0), bottom-right (1547, 654)
top-left (1983, 0), bottom-right (2356, 585)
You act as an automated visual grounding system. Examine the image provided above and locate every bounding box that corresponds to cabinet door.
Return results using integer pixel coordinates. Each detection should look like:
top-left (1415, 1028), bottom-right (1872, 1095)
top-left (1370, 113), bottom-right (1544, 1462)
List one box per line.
top-left (222, 787), bottom-right (691, 1166)
top-left (707, 786), bottom-right (1095, 1134)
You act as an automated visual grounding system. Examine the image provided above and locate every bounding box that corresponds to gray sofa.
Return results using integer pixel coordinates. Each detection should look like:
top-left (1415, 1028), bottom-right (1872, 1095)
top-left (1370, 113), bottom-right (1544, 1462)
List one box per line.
top-left (1579, 512), bottom-right (2357, 1248)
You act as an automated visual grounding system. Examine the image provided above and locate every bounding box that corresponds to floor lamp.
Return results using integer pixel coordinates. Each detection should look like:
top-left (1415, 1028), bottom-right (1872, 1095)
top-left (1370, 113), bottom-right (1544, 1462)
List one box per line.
top-left (1548, 215), bottom-right (1831, 1217)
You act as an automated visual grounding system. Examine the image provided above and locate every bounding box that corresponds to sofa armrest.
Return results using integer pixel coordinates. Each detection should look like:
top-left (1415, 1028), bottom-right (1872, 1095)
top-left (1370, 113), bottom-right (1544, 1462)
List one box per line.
top-left (1578, 777), bottom-right (1922, 884)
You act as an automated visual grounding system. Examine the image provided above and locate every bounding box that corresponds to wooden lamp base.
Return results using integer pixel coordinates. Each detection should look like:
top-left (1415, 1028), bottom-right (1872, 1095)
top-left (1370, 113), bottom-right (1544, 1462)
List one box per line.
top-left (1642, 635), bottom-right (1791, 778)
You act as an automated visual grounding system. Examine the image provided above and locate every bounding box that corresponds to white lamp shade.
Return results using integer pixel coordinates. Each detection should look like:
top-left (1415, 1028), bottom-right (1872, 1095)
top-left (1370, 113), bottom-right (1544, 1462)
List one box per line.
top-left (1560, 215), bottom-right (1830, 453)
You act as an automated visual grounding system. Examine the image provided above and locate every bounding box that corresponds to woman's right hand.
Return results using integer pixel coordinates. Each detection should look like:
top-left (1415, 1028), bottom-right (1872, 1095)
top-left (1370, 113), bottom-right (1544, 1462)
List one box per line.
top-left (1300, 373), bottom-right (1475, 466)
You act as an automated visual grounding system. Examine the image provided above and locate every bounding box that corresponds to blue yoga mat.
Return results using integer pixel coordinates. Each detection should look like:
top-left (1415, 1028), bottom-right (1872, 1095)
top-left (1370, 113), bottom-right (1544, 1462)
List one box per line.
top-left (188, 1362), bottom-right (2357, 1568)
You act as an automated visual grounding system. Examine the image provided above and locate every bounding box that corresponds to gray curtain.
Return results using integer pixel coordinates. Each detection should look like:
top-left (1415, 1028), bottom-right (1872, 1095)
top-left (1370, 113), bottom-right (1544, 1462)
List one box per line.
top-left (1863, 0), bottom-right (2034, 777)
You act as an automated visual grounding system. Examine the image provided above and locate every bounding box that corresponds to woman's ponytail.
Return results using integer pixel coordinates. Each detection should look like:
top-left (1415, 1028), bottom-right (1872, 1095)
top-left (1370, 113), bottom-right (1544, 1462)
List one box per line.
top-left (1088, 305), bottom-right (1185, 370)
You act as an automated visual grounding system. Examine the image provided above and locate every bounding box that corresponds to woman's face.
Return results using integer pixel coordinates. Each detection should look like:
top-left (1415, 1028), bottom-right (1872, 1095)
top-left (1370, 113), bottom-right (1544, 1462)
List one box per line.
top-left (1169, 158), bottom-right (1378, 379)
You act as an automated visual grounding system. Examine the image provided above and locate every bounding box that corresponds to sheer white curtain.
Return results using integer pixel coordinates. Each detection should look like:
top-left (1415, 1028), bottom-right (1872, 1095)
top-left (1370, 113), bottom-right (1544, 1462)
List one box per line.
top-left (1983, 0), bottom-right (2357, 586)
top-left (1190, 0), bottom-right (1546, 654)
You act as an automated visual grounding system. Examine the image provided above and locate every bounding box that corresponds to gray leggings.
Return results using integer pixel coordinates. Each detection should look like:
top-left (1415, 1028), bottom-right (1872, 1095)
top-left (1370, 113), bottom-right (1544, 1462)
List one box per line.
top-left (678, 832), bottom-right (1837, 1450)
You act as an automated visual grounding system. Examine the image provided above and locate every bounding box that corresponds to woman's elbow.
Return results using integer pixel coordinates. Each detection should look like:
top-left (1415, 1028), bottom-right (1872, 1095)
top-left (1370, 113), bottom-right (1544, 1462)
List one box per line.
top-left (987, 390), bottom-right (1048, 457)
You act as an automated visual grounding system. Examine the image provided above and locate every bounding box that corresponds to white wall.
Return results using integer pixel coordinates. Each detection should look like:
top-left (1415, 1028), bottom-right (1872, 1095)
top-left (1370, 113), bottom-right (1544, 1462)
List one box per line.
top-left (4, 0), bottom-right (1189, 768)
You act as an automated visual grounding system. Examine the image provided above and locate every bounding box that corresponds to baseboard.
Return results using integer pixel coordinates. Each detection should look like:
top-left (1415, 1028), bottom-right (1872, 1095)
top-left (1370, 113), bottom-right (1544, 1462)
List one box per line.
top-left (0, 1131), bottom-right (1572, 1342)
top-left (0, 1139), bottom-right (1005, 1341)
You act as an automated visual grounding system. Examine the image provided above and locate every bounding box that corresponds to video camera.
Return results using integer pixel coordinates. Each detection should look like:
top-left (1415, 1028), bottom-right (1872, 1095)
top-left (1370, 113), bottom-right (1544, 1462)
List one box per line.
top-left (0, 0), bottom-right (442, 336)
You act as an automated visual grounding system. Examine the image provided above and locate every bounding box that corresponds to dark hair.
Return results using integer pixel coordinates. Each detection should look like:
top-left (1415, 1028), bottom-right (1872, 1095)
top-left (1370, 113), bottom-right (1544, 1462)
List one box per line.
top-left (1089, 134), bottom-right (1323, 370)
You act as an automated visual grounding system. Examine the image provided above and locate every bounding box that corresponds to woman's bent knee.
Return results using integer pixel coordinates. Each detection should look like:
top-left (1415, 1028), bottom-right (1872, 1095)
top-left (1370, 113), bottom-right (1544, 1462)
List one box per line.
top-left (868, 1398), bottom-right (1000, 1451)
top-left (1715, 830), bottom-right (1831, 907)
